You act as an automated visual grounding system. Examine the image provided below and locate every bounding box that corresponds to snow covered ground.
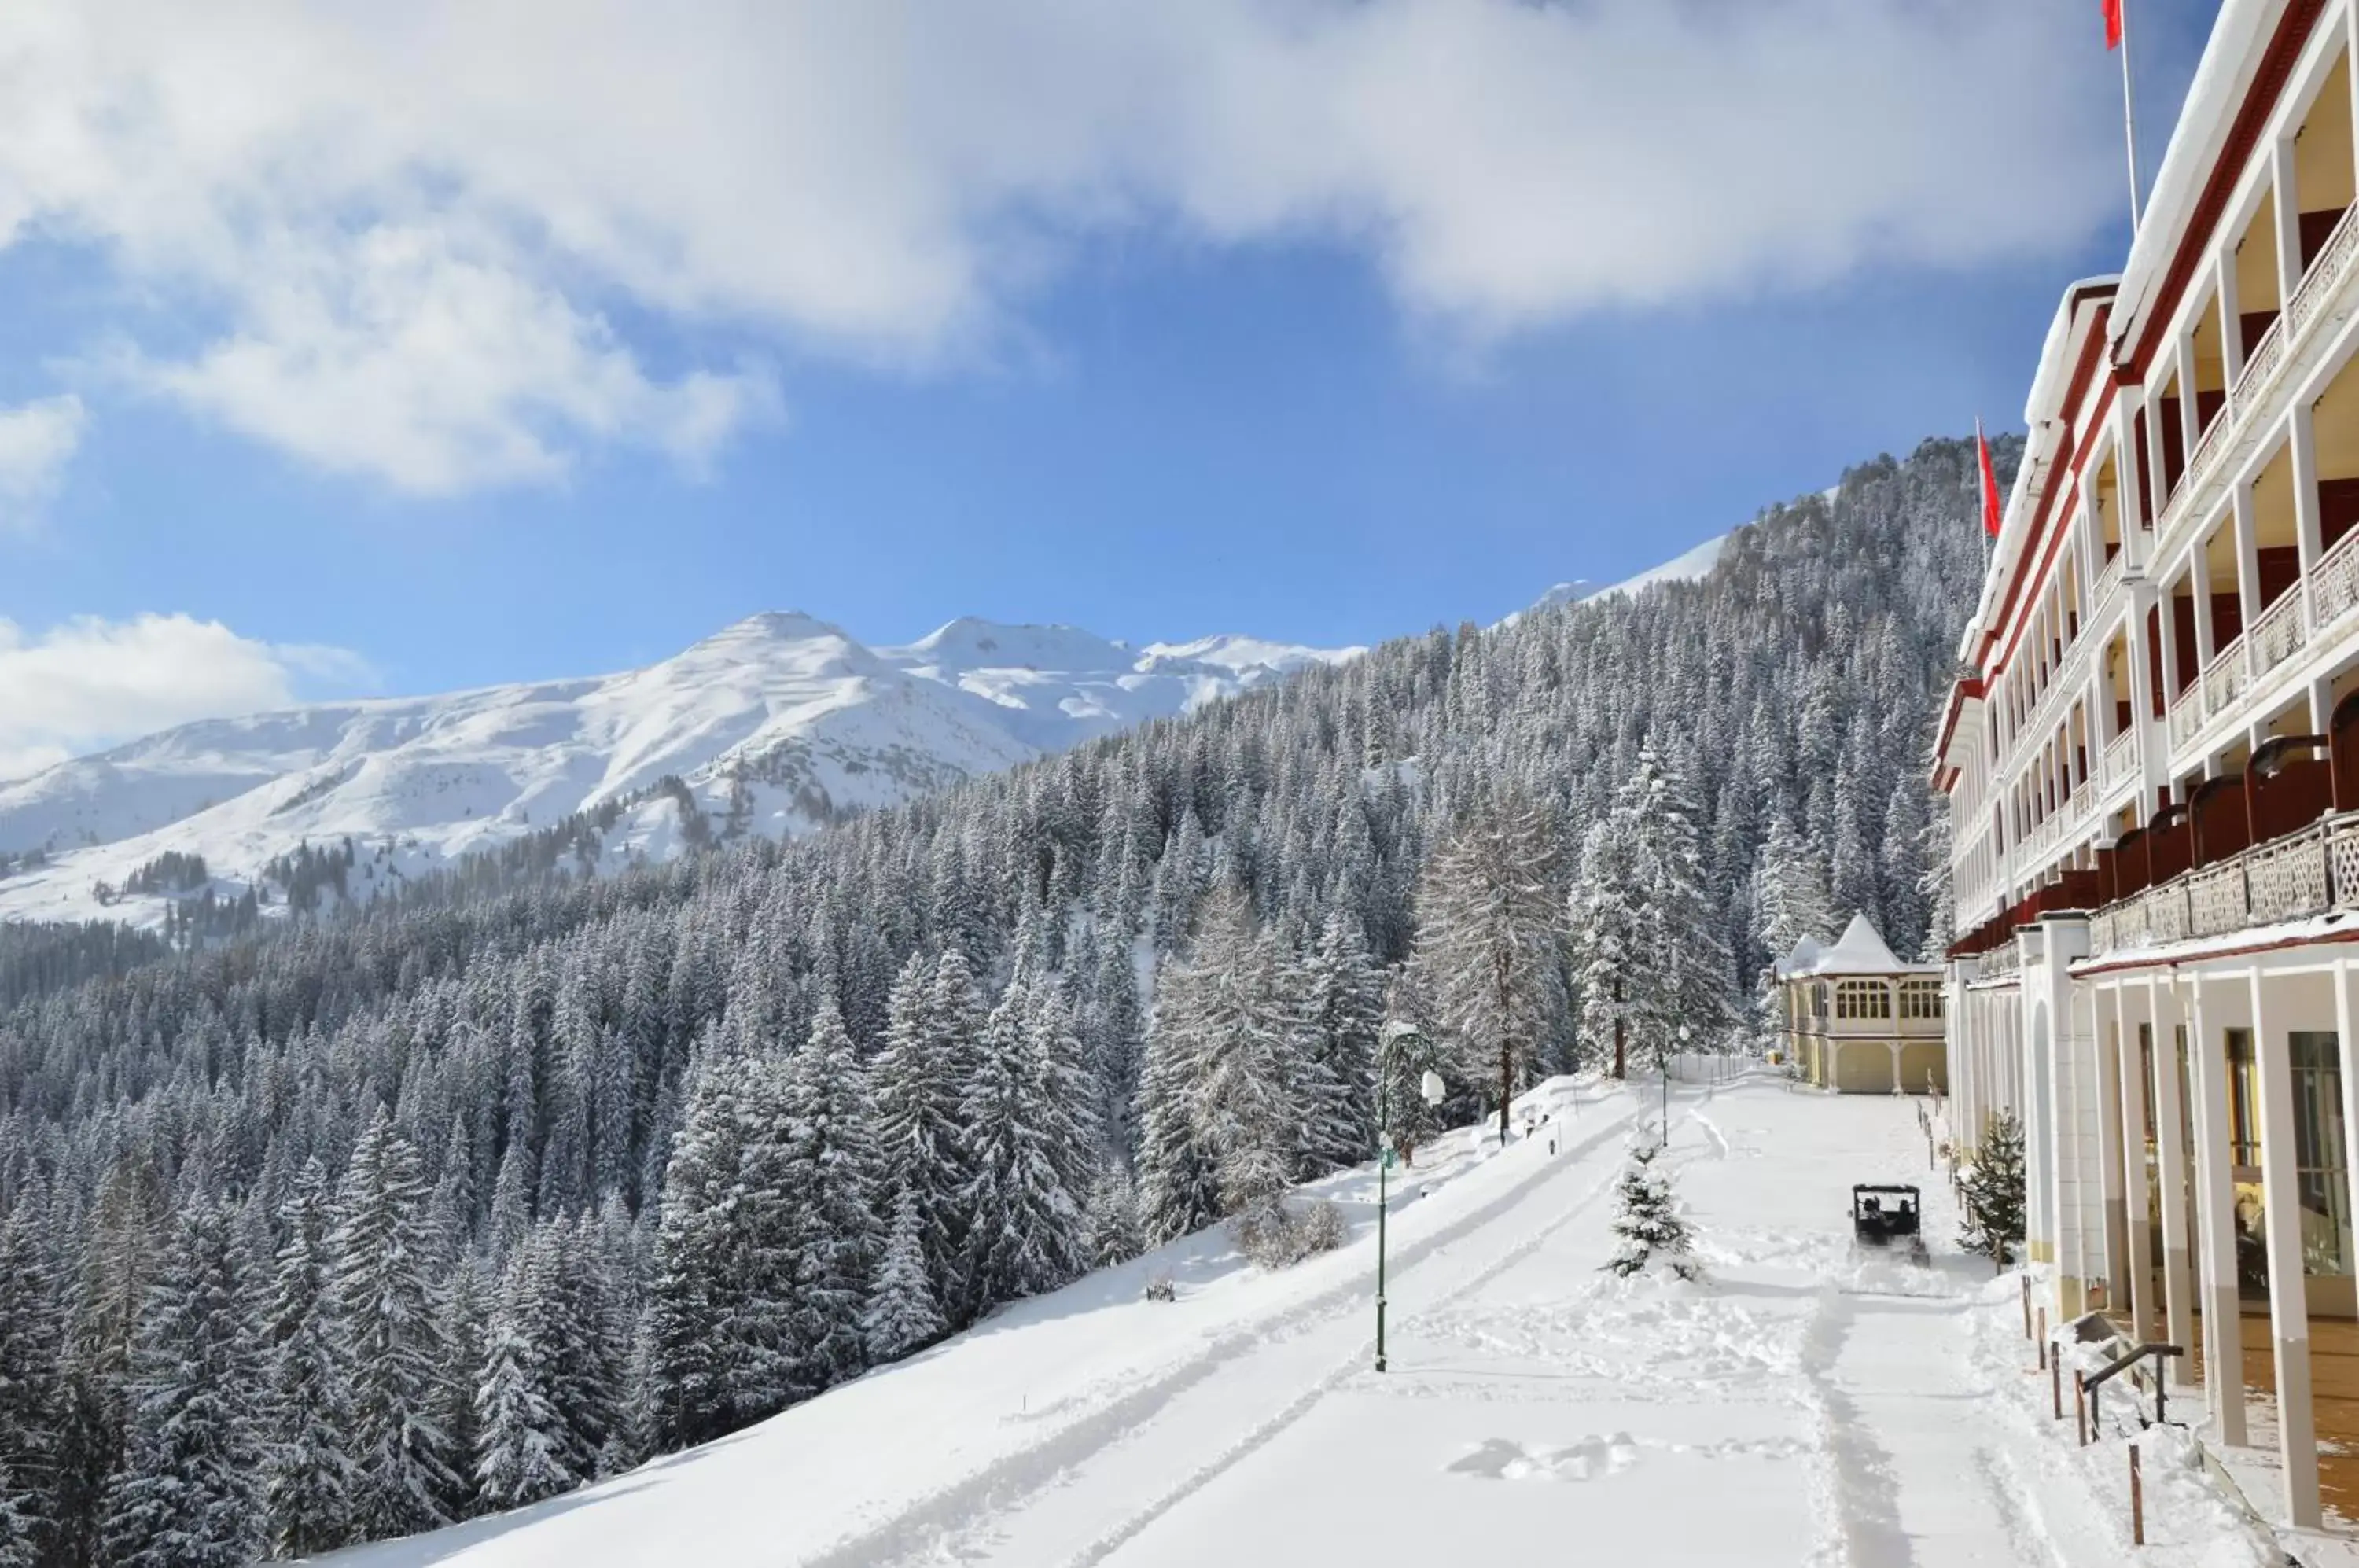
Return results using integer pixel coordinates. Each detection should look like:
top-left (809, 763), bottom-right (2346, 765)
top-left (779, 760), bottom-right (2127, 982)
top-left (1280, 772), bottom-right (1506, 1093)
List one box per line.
top-left (331, 1077), bottom-right (2287, 1567)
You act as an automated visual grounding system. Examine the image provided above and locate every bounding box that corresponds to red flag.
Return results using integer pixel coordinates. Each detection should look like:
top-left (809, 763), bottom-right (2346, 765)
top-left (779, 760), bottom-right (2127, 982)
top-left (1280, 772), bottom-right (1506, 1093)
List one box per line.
top-left (2102, 0), bottom-right (2124, 50)
top-left (1977, 420), bottom-right (2003, 538)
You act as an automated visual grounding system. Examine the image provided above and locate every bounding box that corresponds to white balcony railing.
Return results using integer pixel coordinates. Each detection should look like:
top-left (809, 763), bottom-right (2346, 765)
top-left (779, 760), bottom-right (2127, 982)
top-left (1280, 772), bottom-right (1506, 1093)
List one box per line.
top-left (2252, 587), bottom-right (2309, 679)
top-left (2188, 861), bottom-right (2249, 937)
top-left (2094, 547), bottom-right (2129, 609)
top-left (2083, 814), bottom-right (2359, 959)
top-left (2288, 204), bottom-right (2359, 346)
top-left (2105, 727), bottom-right (2138, 790)
top-left (2236, 315), bottom-right (2287, 409)
top-left (2317, 524), bottom-right (2359, 631)
top-left (2203, 633), bottom-right (2249, 716)
top-left (2185, 409), bottom-right (2230, 501)
top-left (2169, 686), bottom-right (2206, 748)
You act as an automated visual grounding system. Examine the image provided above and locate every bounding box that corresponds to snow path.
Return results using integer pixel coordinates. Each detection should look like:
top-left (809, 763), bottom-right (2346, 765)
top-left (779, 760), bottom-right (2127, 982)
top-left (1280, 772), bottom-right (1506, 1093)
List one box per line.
top-left (826, 1088), bottom-right (1647, 1566)
top-left (338, 1080), bottom-right (2277, 1568)
top-left (908, 1093), bottom-right (1647, 1566)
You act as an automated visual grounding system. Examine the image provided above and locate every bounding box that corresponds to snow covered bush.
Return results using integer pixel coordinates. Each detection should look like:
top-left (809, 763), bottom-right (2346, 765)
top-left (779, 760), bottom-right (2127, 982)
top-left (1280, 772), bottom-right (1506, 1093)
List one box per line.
top-left (1143, 1274), bottom-right (1177, 1303)
top-left (1232, 1200), bottom-right (1347, 1270)
top-left (1604, 1142), bottom-right (1699, 1281)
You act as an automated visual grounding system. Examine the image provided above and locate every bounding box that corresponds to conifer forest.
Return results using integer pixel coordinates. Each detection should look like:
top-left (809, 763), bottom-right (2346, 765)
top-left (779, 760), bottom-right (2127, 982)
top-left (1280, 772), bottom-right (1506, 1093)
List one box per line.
top-left (0, 437), bottom-right (1997, 1565)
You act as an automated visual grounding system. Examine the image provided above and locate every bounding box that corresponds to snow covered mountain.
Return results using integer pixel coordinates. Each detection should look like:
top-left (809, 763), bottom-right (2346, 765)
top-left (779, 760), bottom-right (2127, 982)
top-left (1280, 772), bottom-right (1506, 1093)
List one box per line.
top-left (0, 612), bottom-right (1358, 929)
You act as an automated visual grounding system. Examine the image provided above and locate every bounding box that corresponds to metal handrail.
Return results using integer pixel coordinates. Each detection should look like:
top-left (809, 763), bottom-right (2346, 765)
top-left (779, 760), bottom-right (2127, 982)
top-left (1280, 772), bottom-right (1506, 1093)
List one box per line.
top-left (2084, 1342), bottom-right (2185, 1430)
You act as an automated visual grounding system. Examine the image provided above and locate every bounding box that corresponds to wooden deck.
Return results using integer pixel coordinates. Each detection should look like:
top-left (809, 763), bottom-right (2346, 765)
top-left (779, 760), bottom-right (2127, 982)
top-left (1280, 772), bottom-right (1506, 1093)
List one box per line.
top-left (2182, 1311), bottom-right (2359, 1521)
top-left (2102, 1303), bottom-right (2359, 1521)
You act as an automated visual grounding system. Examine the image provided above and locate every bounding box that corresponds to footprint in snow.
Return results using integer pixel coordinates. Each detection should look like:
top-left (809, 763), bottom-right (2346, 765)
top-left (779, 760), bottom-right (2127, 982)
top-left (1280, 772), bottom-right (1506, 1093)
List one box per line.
top-left (1447, 1434), bottom-right (1642, 1483)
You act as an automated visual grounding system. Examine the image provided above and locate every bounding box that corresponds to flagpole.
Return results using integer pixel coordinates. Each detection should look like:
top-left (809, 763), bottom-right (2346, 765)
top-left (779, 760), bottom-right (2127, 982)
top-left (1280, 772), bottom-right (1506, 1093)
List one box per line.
top-left (2119, 0), bottom-right (2143, 232)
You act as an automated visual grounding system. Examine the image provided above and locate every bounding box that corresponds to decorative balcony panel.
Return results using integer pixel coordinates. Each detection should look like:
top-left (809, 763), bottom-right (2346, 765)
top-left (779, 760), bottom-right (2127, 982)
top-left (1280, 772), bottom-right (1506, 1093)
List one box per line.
top-left (2288, 206), bottom-right (2359, 343)
top-left (2237, 316), bottom-right (2287, 407)
top-left (2115, 895), bottom-right (2151, 949)
top-left (2252, 588), bottom-right (2309, 678)
top-left (2247, 824), bottom-right (2331, 922)
top-left (2105, 727), bottom-right (2138, 790)
top-left (2184, 411), bottom-right (2228, 501)
top-left (2203, 635), bottom-right (2249, 719)
top-left (2147, 882), bottom-right (2192, 944)
top-left (2317, 525), bottom-right (2359, 630)
top-left (2169, 690), bottom-right (2206, 748)
top-left (2188, 862), bottom-right (2249, 937)
top-left (2332, 819), bottom-right (2359, 912)
top-left (2089, 909), bottom-right (2116, 955)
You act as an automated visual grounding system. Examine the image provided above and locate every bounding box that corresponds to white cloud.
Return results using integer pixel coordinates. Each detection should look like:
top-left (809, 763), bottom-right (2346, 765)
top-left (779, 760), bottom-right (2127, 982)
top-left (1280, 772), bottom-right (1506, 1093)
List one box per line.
top-left (0, 614), bottom-right (376, 782)
top-left (0, 1), bottom-right (2118, 491)
top-left (0, 394), bottom-right (86, 530)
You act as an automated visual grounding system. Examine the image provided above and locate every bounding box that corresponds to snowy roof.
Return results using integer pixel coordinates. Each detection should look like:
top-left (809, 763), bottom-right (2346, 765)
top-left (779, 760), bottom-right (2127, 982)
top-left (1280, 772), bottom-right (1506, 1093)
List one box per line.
top-left (1772, 934), bottom-right (1822, 979)
top-left (1782, 915), bottom-right (1934, 978)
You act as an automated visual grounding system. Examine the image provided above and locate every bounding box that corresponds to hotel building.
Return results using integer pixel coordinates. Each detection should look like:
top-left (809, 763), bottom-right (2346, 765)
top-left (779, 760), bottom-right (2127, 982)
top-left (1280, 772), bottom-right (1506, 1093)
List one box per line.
top-left (1936, 0), bottom-right (2359, 1530)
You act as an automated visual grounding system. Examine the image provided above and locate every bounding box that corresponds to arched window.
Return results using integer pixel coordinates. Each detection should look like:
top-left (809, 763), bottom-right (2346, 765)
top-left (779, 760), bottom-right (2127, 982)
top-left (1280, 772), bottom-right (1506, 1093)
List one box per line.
top-left (1899, 979), bottom-right (1944, 1020)
top-left (1835, 980), bottom-right (1892, 1020)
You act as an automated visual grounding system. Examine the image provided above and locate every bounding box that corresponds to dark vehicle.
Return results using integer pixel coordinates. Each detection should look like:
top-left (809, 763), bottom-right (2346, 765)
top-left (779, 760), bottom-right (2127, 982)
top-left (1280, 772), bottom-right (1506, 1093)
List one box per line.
top-left (1851, 1183), bottom-right (1927, 1264)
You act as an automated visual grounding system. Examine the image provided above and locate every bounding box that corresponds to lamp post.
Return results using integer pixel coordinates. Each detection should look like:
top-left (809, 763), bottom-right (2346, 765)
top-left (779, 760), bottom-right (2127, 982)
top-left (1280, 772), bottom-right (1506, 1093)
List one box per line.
top-left (1664, 1024), bottom-right (1691, 1147)
top-left (1375, 1020), bottom-right (1446, 1374)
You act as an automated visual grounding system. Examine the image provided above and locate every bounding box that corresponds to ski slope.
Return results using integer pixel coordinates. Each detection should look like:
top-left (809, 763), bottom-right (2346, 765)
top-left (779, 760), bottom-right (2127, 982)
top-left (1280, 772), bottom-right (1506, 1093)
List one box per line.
top-left (333, 1079), bottom-right (2281, 1568)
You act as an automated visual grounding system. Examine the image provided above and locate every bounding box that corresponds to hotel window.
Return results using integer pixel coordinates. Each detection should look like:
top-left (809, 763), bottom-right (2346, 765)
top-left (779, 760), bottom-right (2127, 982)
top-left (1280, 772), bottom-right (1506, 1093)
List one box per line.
top-left (2227, 1029), bottom-right (2260, 1169)
top-left (2291, 1032), bottom-right (2352, 1277)
top-left (1899, 980), bottom-right (1943, 1020)
top-left (1835, 981), bottom-right (1891, 1020)
top-left (2225, 1029), bottom-right (2267, 1294)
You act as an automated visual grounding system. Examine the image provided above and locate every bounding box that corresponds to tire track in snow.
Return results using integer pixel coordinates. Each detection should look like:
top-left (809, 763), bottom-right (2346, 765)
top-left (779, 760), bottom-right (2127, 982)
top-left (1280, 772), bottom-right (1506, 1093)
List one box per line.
top-left (806, 1097), bottom-right (1645, 1568)
top-left (1055, 1115), bottom-right (1645, 1567)
top-left (1795, 1288), bottom-right (1913, 1568)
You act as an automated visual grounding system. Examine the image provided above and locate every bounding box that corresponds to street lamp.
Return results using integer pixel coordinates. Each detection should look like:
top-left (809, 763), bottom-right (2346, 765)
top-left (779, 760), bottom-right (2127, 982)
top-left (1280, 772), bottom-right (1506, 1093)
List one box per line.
top-left (1664, 1024), bottom-right (1691, 1146)
top-left (1375, 1021), bottom-right (1446, 1373)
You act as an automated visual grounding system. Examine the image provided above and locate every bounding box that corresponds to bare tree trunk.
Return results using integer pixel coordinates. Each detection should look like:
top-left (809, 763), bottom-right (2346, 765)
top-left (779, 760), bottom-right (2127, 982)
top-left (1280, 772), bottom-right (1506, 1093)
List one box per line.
top-left (1499, 1043), bottom-right (1512, 1143)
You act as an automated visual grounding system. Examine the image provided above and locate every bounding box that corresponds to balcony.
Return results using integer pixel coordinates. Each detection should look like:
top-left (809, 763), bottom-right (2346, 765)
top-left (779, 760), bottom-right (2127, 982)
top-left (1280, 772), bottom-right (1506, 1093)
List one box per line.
top-left (2158, 204), bottom-right (2359, 566)
top-left (2252, 585), bottom-right (2310, 678)
top-left (2104, 726), bottom-right (2139, 791)
top-left (1978, 937), bottom-right (2021, 979)
top-left (2085, 813), bottom-right (2359, 958)
top-left (2162, 536), bottom-right (2359, 759)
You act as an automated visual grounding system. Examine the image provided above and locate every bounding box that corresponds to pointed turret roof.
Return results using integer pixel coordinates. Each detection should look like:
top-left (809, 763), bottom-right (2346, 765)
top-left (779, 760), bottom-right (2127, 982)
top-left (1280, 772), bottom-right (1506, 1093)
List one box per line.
top-left (1784, 914), bottom-right (1934, 977)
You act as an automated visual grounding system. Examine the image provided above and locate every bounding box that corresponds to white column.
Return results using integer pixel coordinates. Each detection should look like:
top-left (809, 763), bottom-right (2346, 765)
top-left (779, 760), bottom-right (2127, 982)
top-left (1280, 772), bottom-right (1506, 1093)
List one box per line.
top-left (2187, 971), bottom-right (2250, 1443)
top-left (2099, 983), bottom-right (2131, 1315)
top-left (2216, 252), bottom-right (2246, 396)
top-left (2335, 959), bottom-right (2359, 1349)
top-left (2151, 976), bottom-right (2199, 1383)
top-left (2232, 486), bottom-right (2262, 641)
top-left (2119, 981), bottom-right (2156, 1340)
top-left (2177, 333), bottom-right (2202, 462)
top-left (2273, 138), bottom-right (2304, 305)
top-left (2250, 968), bottom-right (2322, 1526)
top-left (2291, 401), bottom-right (2325, 585)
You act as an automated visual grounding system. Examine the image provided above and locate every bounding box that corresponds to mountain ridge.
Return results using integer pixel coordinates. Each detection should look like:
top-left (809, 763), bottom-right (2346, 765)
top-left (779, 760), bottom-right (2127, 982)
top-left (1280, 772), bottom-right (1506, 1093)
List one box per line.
top-left (0, 611), bottom-right (1357, 929)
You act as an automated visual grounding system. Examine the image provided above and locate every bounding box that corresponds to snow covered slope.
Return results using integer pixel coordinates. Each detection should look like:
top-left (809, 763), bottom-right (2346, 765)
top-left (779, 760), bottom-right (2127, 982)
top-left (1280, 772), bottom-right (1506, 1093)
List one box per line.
top-left (1580, 528), bottom-right (1732, 601)
top-left (0, 612), bottom-right (1347, 929)
top-left (330, 1079), bottom-right (2266, 1568)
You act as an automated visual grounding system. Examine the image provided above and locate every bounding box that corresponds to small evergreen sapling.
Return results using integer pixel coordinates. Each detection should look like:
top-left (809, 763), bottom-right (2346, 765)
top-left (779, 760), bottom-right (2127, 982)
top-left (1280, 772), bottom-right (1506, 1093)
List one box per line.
top-left (1604, 1139), bottom-right (1699, 1281)
top-left (1960, 1111), bottom-right (2027, 1267)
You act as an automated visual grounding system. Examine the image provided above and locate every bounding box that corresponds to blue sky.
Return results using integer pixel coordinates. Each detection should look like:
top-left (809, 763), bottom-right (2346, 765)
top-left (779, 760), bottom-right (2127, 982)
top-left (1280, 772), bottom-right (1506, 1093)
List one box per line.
top-left (0, 0), bottom-right (2203, 777)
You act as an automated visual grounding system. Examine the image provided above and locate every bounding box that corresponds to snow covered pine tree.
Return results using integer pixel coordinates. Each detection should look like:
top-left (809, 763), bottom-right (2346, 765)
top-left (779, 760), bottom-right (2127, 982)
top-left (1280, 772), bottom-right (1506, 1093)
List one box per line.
top-left (1604, 1140), bottom-right (1700, 1282)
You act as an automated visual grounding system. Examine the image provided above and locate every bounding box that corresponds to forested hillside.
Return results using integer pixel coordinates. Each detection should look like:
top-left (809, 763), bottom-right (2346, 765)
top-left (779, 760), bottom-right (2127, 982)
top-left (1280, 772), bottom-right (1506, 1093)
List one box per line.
top-left (0, 436), bottom-right (1997, 1566)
